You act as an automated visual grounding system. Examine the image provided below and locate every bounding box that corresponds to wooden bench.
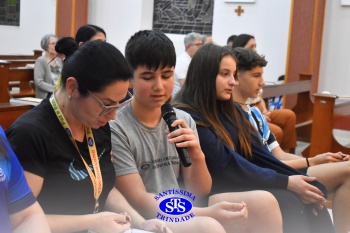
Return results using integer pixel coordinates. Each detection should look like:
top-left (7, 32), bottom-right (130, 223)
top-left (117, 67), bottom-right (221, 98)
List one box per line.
top-left (0, 50), bottom-right (41, 130)
top-left (0, 60), bottom-right (35, 100)
top-left (6, 59), bottom-right (36, 67)
top-left (263, 74), bottom-right (313, 142)
top-left (0, 50), bottom-right (42, 60)
top-left (305, 93), bottom-right (350, 157)
top-left (0, 102), bottom-right (33, 131)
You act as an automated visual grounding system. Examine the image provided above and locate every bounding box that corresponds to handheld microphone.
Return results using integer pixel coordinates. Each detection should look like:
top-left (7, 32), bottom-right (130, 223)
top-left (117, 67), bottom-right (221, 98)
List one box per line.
top-left (161, 103), bottom-right (192, 167)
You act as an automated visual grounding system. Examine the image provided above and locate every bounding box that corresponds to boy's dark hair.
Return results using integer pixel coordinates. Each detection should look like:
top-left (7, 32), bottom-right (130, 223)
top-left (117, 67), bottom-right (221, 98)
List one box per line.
top-left (125, 30), bottom-right (176, 70)
top-left (233, 47), bottom-right (267, 72)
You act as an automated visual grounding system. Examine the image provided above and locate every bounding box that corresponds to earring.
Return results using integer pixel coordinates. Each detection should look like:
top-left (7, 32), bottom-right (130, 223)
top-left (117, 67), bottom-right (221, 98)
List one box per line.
top-left (68, 95), bottom-right (72, 100)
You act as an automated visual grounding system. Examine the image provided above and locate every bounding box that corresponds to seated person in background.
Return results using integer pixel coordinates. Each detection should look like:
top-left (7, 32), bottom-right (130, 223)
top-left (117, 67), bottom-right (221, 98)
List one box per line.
top-left (111, 30), bottom-right (283, 233)
top-left (55, 24), bottom-right (107, 90)
top-left (7, 38), bottom-right (170, 233)
top-left (267, 75), bottom-right (285, 110)
top-left (75, 24), bottom-right (107, 45)
top-left (172, 44), bottom-right (335, 233)
top-left (226, 34), bottom-right (237, 48)
top-left (34, 34), bottom-right (63, 99)
top-left (172, 32), bottom-right (203, 97)
top-left (0, 126), bottom-right (50, 233)
top-left (202, 34), bottom-right (213, 44)
top-left (232, 47), bottom-right (350, 233)
top-left (232, 33), bottom-right (297, 152)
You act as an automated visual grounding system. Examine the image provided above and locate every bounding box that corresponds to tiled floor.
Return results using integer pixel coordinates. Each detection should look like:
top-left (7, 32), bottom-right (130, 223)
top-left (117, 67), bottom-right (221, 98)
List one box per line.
top-left (294, 129), bottom-right (350, 223)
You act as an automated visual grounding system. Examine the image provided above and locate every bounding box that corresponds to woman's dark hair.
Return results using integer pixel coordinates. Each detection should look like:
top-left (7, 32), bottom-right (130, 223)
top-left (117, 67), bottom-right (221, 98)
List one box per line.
top-left (56, 38), bottom-right (133, 96)
top-left (125, 30), bottom-right (176, 70)
top-left (231, 34), bottom-right (255, 49)
top-left (226, 34), bottom-right (237, 47)
top-left (75, 24), bottom-right (106, 44)
top-left (55, 37), bottom-right (79, 58)
top-left (172, 43), bottom-right (257, 157)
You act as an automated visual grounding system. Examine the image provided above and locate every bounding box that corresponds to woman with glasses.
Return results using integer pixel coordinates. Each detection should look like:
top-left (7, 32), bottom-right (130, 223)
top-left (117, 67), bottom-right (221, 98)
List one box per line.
top-left (6, 37), bottom-right (171, 233)
top-left (34, 34), bottom-right (63, 99)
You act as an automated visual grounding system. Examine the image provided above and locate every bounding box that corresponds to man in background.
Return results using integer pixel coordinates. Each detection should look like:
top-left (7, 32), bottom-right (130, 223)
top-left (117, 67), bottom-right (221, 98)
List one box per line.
top-left (172, 32), bottom-right (203, 97)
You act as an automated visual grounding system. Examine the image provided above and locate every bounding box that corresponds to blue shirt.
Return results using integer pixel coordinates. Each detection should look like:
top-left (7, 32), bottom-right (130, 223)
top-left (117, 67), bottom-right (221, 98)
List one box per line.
top-left (246, 105), bottom-right (279, 151)
top-left (0, 126), bottom-right (36, 233)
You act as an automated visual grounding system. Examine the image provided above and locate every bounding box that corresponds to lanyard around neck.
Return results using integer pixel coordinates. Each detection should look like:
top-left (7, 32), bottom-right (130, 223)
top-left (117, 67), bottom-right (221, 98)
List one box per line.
top-left (49, 94), bottom-right (103, 213)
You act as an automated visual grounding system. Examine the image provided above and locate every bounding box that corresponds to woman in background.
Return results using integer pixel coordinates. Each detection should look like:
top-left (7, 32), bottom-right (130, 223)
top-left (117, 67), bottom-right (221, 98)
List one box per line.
top-left (34, 34), bottom-right (63, 99)
top-left (55, 24), bottom-right (107, 90)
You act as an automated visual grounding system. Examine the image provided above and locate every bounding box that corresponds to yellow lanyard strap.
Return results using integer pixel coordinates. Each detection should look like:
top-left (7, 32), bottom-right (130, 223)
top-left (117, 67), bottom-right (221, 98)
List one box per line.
top-left (50, 94), bottom-right (103, 213)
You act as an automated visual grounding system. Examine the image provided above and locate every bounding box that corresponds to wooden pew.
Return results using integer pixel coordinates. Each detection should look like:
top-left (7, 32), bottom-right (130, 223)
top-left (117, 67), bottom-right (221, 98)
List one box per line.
top-left (306, 93), bottom-right (350, 157)
top-left (0, 60), bottom-right (35, 100)
top-left (6, 59), bottom-right (36, 67)
top-left (0, 62), bottom-right (35, 131)
top-left (263, 74), bottom-right (313, 142)
top-left (0, 50), bottom-right (42, 60)
top-left (0, 102), bottom-right (33, 131)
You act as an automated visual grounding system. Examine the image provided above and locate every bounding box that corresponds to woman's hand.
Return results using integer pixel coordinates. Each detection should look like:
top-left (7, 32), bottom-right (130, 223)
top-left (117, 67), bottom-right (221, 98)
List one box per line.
top-left (141, 219), bottom-right (173, 233)
top-left (310, 151), bottom-right (350, 165)
top-left (287, 175), bottom-right (326, 205)
top-left (88, 211), bottom-right (130, 233)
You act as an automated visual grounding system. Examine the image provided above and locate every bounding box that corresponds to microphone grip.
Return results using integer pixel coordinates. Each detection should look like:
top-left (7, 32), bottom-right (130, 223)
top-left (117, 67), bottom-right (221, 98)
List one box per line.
top-left (166, 121), bottom-right (192, 167)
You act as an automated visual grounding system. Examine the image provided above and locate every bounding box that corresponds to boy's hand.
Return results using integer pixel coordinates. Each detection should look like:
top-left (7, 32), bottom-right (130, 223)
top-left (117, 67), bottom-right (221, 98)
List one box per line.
top-left (165, 119), bottom-right (202, 159)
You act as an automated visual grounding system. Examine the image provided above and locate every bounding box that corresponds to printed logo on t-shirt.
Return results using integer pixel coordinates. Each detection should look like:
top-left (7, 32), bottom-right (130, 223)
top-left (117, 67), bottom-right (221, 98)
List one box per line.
top-left (65, 128), bottom-right (72, 137)
top-left (140, 162), bottom-right (151, 172)
top-left (88, 137), bottom-right (94, 147)
top-left (140, 156), bottom-right (179, 172)
top-left (68, 147), bottom-right (106, 181)
top-left (0, 167), bottom-right (6, 182)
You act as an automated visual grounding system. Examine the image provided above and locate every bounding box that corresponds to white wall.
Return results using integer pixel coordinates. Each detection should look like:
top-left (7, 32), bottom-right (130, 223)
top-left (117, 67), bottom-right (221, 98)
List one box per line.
top-left (88, 0), bottom-right (154, 54)
top-left (88, 0), bottom-right (291, 82)
top-left (0, 0), bottom-right (56, 54)
top-left (3, 1), bottom-right (350, 95)
top-left (212, 0), bottom-right (291, 82)
top-left (319, 1), bottom-right (350, 95)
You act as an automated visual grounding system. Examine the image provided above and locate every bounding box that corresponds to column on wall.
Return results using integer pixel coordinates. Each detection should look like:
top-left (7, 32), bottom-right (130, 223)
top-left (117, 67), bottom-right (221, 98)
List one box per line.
top-left (56, 0), bottom-right (89, 38)
top-left (284, 0), bottom-right (326, 108)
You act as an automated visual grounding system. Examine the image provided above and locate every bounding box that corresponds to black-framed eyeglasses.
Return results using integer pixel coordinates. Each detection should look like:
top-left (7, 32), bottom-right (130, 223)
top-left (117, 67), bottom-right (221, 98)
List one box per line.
top-left (88, 90), bottom-right (133, 116)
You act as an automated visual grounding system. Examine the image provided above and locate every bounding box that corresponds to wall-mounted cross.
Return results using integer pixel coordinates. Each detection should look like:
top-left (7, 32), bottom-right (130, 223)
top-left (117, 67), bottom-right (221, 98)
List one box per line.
top-left (235, 6), bottom-right (244, 16)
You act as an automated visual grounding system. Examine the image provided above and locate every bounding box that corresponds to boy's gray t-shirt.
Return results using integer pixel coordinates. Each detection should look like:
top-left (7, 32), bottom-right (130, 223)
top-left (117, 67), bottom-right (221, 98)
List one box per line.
top-left (110, 103), bottom-right (198, 194)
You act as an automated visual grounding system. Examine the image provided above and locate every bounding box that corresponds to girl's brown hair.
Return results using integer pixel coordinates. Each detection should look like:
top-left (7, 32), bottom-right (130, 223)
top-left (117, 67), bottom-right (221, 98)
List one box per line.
top-left (173, 44), bottom-right (259, 157)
